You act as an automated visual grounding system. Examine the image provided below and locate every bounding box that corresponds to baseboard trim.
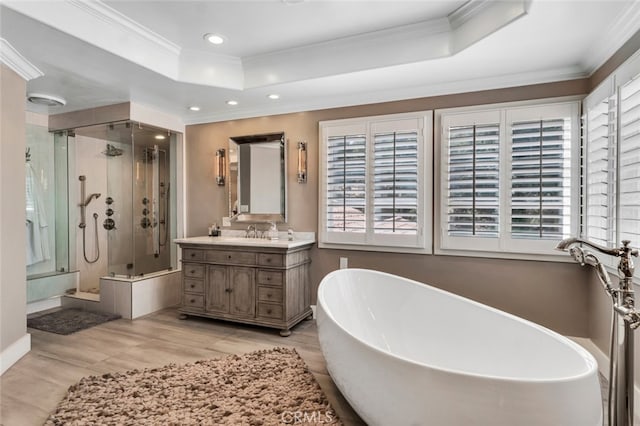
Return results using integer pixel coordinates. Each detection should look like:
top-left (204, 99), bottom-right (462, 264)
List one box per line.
top-left (0, 333), bottom-right (31, 376)
top-left (569, 336), bottom-right (640, 418)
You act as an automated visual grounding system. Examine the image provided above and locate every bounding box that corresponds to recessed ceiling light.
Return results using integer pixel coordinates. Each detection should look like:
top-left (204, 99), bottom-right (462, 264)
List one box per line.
top-left (204, 33), bottom-right (225, 45)
top-left (189, 106), bottom-right (201, 111)
top-left (27, 93), bottom-right (66, 107)
top-left (226, 100), bottom-right (238, 106)
top-left (154, 135), bottom-right (166, 140)
top-left (268, 94), bottom-right (280, 100)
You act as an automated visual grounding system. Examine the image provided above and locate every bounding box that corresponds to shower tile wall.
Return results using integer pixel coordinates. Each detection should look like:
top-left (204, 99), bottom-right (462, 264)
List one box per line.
top-left (74, 135), bottom-right (109, 292)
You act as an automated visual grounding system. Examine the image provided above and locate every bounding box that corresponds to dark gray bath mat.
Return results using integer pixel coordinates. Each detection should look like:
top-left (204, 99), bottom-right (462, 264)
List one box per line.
top-left (27, 308), bottom-right (121, 335)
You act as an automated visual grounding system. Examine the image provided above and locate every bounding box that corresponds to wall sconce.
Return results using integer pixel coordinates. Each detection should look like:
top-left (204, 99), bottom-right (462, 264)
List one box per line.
top-left (216, 148), bottom-right (226, 186)
top-left (297, 141), bottom-right (307, 183)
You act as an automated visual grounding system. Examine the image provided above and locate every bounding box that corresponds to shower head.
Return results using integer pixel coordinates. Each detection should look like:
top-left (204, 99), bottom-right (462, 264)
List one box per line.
top-left (103, 144), bottom-right (124, 157)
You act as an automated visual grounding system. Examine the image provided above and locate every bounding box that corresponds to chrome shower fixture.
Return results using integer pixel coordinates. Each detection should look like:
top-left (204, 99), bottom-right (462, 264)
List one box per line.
top-left (556, 237), bottom-right (640, 426)
top-left (78, 176), bottom-right (101, 264)
top-left (103, 144), bottom-right (124, 157)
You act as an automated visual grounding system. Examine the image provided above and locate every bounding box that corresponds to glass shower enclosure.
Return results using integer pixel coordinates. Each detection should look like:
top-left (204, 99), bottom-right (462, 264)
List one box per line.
top-left (64, 121), bottom-right (177, 291)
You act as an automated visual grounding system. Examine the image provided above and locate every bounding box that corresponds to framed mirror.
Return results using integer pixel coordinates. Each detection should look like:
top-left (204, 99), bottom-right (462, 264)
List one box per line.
top-left (228, 132), bottom-right (287, 223)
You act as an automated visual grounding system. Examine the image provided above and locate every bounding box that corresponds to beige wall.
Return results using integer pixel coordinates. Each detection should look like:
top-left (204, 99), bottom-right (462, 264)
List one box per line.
top-left (0, 65), bottom-right (28, 355)
top-left (186, 78), bottom-right (591, 336)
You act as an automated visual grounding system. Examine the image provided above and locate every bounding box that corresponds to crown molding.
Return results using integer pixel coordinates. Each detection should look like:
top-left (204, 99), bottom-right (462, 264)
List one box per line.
top-left (3, 0), bottom-right (180, 79)
top-left (67, 0), bottom-right (180, 55)
top-left (183, 65), bottom-right (587, 125)
top-left (0, 38), bottom-right (43, 81)
top-left (582, 1), bottom-right (640, 76)
top-left (448, 0), bottom-right (489, 30)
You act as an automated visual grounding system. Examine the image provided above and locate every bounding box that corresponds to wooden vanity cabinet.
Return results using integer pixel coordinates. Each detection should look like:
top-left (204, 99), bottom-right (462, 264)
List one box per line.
top-left (177, 243), bottom-right (313, 336)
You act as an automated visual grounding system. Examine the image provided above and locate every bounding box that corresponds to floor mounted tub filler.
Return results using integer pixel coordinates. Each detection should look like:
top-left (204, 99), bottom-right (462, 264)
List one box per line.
top-left (316, 268), bottom-right (602, 426)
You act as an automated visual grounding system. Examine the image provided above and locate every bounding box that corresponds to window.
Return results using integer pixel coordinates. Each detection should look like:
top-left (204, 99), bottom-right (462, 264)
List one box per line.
top-left (584, 93), bottom-right (616, 248)
top-left (437, 100), bottom-right (581, 257)
top-left (319, 112), bottom-right (432, 252)
top-left (584, 52), bottom-right (640, 252)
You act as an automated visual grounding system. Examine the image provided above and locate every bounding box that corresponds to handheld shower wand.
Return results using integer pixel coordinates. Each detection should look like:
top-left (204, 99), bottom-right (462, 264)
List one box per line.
top-left (78, 176), bottom-right (101, 263)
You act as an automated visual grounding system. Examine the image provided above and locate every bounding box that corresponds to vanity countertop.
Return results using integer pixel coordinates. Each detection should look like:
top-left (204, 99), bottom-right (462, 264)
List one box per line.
top-left (174, 235), bottom-right (315, 249)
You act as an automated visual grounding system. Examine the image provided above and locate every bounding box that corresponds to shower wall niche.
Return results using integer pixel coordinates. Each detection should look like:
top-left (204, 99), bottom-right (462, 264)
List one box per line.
top-left (66, 121), bottom-right (178, 293)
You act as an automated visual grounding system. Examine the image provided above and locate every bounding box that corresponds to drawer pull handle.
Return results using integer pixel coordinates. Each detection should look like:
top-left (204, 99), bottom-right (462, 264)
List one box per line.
top-left (190, 299), bottom-right (195, 303)
top-left (190, 284), bottom-right (195, 288)
top-left (267, 277), bottom-right (271, 281)
top-left (267, 309), bottom-right (272, 314)
top-left (266, 258), bottom-right (271, 262)
top-left (225, 288), bottom-right (231, 293)
top-left (267, 294), bottom-right (272, 298)
top-left (190, 270), bottom-right (195, 274)
top-left (190, 253), bottom-right (196, 257)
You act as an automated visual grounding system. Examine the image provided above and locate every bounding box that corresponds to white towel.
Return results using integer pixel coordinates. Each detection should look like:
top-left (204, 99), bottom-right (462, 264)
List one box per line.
top-left (26, 162), bottom-right (50, 265)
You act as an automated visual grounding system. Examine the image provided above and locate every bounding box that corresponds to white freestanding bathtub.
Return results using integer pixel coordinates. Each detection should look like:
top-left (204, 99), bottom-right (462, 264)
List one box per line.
top-left (317, 268), bottom-right (602, 426)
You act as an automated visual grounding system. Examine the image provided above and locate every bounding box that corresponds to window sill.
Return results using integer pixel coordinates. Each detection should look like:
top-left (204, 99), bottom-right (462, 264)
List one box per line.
top-left (434, 247), bottom-right (575, 263)
top-left (318, 242), bottom-right (431, 255)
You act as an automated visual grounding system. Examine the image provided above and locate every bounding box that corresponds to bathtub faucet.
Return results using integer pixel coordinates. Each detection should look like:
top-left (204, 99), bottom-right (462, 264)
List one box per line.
top-left (556, 237), bottom-right (639, 426)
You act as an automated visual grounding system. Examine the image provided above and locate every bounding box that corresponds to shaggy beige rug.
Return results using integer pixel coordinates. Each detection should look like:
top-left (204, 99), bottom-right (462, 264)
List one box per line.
top-left (45, 347), bottom-right (341, 425)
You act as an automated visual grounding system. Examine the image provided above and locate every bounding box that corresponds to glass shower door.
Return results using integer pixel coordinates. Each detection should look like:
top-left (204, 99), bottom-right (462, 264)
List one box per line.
top-left (132, 124), bottom-right (172, 276)
top-left (105, 122), bottom-right (134, 277)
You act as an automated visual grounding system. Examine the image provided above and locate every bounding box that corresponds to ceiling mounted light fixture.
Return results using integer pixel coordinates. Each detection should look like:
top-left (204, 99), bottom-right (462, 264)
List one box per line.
top-left (154, 135), bottom-right (166, 140)
top-left (27, 93), bottom-right (66, 107)
top-left (189, 106), bottom-right (201, 111)
top-left (204, 33), bottom-right (225, 45)
top-left (268, 94), bottom-right (280, 100)
top-left (226, 100), bottom-right (238, 106)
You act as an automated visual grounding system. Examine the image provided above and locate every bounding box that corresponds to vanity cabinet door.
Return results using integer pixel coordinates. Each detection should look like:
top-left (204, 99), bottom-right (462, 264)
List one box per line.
top-left (229, 266), bottom-right (256, 318)
top-left (205, 265), bottom-right (229, 314)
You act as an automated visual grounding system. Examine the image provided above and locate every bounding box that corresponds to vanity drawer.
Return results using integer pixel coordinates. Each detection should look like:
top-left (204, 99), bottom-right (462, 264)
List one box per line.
top-left (183, 293), bottom-right (204, 310)
top-left (184, 279), bottom-right (204, 294)
top-left (207, 250), bottom-right (256, 265)
top-left (258, 287), bottom-right (283, 303)
top-left (258, 253), bottom-right (284, 267)
top-left (257, 270), bottom-right (284, 286)
top-left (257, 303), bottom-right (283, 320)
top-left (183, 248), bottom-right (204, 261)
top-left (184, 264), bottom-right (205, 279)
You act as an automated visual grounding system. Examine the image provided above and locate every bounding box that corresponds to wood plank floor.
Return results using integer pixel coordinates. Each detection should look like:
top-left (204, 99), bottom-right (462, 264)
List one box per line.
top-left (0, 307), bottom-right (365, 426)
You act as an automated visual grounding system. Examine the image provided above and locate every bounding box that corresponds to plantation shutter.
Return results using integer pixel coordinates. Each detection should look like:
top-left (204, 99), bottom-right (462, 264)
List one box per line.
top-left (320, 113), bottom-right (431, 251)
top-left (619, 74), bottom-right (640, 246)
top-left (369, 117), bottom-right (425, 248)
top-left (439, 102), bottom-right (579, 256)
top-left (510, 117), bottom-right (572, 240)
top-left (584, 97), bottom-right (616, 247)
top-left (326, 133), bottom-right (367, 237)
top-left (446, 123), bottom-right (500, 237)
top-left (373, 130), bottom-right (419, 233)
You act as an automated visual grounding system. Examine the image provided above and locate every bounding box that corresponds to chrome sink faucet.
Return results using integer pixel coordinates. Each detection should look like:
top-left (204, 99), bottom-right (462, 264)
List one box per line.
top-left (556, 238), bottom-right (639, 426)
top-left (245, 224), bottom-right (256, 238)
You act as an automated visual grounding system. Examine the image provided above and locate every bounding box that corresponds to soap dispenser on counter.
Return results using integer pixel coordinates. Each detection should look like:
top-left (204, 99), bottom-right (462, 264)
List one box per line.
top-left (268, 221), bottom-right (279, 240)
top-left (209, 223), bottom-right (221, 237)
